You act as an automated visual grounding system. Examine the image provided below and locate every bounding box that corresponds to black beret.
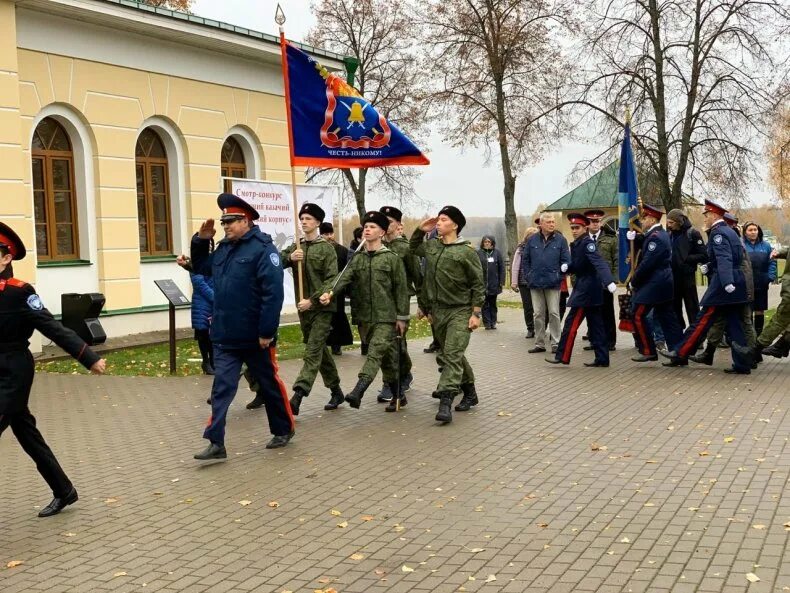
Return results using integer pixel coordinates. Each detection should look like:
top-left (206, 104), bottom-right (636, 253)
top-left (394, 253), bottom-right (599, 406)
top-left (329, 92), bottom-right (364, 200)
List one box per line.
top-left (362, 210), bottom-right (390, 231)
top-left (438, 205), bottom-right (466, 233)
top-left (217, 193), bottom-right (259, 221)
top-left (299, 202), bottom-right (326, 223)
top-left (319, 222), bottom-right (334, 234)
top-left (379, 205), bottom-right (403, 222)
top-left (0, 221), bottom-right (26, 261)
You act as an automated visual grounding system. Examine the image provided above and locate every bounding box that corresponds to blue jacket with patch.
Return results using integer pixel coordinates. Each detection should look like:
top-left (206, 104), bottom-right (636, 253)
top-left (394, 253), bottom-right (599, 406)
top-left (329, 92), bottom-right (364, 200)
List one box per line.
top-left (523, 231), bottom-right (570, 290)
top-left (567, 235), bottom-right (615, 307)
top-left (191, 226), bottom-right (284, 348)
top-left (700, 221), bottom-right (748, 306)
top-left (631, 224), bottom-right (674, 304)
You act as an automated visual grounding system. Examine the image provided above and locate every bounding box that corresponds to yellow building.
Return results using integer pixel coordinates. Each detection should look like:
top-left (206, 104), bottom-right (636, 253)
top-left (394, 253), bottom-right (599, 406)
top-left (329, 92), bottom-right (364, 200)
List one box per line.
top-left (0, 0), bottom-right (342, 347)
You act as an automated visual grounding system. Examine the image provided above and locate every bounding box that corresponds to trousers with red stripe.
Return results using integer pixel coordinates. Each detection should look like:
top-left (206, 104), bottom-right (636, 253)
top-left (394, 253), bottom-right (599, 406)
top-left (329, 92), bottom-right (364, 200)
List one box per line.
top-left (632, 302), bottom-right (683, 356)
top-left (676, 305), bottom-right (747, 361)
top-left (556, 306), bottom-right (607, 364)
top-left (204, 345), bottom-right (294, 445)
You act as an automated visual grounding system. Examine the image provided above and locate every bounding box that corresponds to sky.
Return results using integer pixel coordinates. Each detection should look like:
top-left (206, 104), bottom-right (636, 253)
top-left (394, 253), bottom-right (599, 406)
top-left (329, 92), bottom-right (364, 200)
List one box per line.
top-left (191, 0), bottom-right (774, 219)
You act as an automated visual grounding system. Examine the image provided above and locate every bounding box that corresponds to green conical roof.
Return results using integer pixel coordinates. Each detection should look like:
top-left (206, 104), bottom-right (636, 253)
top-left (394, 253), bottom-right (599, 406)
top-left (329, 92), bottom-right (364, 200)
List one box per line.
top-left (546, 161), bottom-right (619, 211)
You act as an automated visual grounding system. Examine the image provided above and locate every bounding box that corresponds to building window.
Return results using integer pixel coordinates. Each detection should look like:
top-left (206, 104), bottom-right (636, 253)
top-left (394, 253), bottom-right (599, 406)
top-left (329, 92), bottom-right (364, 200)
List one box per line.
top-left (136, 128), bottom-right (172, 255)
top-left (31, 117), bottom-right (79, 260)
top-left (221, 136), bottom-right (246, 191)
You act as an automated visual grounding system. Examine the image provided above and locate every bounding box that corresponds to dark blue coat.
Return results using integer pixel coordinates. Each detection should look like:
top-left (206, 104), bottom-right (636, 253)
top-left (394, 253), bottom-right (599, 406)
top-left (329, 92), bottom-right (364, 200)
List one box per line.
top-left (631, 225), bottom-right (674, 304)
top-left (190, 273), bottom-right (214, 331)
top-left (191, 226), bottom-right (284, 348)
top-left (700, 221), bottom-right (748, 306)
top-left (567, 235), bottom-right (616, 307)
top-left (523, 231), bottom-right (570, 289)
top-left (477, 236), bottom-right (506, 295)
top-left (744, 239), bottom-right (776, 291)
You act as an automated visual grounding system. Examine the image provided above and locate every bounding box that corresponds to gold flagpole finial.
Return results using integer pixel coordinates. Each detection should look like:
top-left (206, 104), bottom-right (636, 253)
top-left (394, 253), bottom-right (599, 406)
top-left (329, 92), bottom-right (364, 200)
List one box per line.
top-left (275, 3), bottom-right (286, 27)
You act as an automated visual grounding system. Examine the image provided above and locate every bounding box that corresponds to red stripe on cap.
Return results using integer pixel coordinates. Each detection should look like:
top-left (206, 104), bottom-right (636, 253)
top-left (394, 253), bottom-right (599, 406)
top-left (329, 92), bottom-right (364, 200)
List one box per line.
top-left (222, 207), bottom-right (250, 219)
top-left (0, 233), bottom-right (17, 257)
top-left (568, 216), bottom-right (586, 226)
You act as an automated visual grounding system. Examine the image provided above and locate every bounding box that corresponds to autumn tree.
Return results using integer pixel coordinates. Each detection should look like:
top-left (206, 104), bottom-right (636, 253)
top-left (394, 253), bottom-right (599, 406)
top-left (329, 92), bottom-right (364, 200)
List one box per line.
top-left (554, 0), bottom-right (789, 211)
top-left (140, 0), bottom-right (193, 10)
top-left (767, 103), bottom-right (790, 204)
top-left (305, 0), bottom-right (429, 220)
top-left (418, 0), bottom-right (572, 260)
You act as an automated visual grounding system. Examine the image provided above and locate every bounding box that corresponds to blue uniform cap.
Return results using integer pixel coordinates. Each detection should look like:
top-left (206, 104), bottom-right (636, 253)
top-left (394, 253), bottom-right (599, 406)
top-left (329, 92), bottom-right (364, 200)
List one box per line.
top-left (217, 193), bottom-right (259, 221)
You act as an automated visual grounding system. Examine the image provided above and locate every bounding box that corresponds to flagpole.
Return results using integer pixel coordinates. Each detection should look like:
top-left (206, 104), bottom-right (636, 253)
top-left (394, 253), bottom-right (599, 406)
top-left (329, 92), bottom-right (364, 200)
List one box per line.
top-left (277, 5), bottom-right (304, 302)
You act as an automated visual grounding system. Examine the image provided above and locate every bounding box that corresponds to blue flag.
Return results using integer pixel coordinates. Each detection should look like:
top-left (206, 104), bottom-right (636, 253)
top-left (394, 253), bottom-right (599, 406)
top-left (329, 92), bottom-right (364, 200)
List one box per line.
top-left (617, 123), bottom-right (639, 282)
top-left (280, 36), bottom-right (429, 168)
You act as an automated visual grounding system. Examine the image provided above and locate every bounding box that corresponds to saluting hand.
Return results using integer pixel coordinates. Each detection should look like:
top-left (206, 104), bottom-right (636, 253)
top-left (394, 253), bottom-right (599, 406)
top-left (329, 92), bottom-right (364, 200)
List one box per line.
top-left (90, 359), bottom-right (106, 375)
top-left (290, 248), bottom-right (304, 262)
top-left (419, 217), bottom-right (438, 233)
top-left (198, 219), bottom-right (216, 240)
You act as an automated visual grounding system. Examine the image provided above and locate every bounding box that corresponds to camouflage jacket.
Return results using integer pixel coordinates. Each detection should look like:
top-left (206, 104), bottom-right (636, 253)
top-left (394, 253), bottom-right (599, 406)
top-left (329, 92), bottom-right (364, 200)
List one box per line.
top-left (409, 229), bottom-right (485, 312)
top-left (594, 230), bottom-right (618, 276)
top-left (325, 246), bottom-right (409, 324)
top-left (281, 236), bottom-right (337, 312)
top-left (385, 235), bottom-right (423, 297)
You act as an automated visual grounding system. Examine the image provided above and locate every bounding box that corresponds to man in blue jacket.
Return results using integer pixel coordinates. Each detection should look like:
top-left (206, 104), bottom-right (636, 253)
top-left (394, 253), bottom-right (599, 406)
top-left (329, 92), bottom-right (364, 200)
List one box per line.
top-left (628, 204), bottom-right (683, 362)
top-left (189, 193), bottom-right (293, 460)
top-left (660, 199), bottom-right (752, 373)
top-left (524, 212), bottom-right (570, 353)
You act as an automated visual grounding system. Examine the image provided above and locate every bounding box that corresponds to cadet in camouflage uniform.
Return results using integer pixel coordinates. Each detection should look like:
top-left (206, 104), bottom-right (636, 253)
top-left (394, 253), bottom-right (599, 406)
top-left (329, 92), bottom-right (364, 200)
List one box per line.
top-left (319, 211), bottom-right (410, 409)
top-left (410, 206), bottom-right (485, 424)
top-left (756, 246), bottom-right (790, 357)
top-left (375, 205), bottom-right (423, 408)
top-left (283, 203), bottom-right (345, 415)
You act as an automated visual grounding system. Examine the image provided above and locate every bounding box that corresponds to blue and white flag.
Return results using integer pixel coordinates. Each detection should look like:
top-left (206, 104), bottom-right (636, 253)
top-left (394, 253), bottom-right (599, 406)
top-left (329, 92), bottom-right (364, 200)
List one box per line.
top-left (617, 122), bottom-right (639, 282)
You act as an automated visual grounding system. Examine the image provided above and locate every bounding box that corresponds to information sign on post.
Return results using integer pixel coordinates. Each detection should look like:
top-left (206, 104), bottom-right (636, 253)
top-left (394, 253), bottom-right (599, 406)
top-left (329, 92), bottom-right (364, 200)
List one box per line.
top-left (154, 280), bottom-right (190, 375)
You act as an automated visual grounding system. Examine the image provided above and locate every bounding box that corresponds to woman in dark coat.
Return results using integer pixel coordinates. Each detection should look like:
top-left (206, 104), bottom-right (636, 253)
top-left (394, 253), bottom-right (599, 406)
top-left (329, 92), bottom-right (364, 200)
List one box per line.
top-left (477, 235), bottom-right (506, 329)
top-left (743, 222), bottom-right (777, 337)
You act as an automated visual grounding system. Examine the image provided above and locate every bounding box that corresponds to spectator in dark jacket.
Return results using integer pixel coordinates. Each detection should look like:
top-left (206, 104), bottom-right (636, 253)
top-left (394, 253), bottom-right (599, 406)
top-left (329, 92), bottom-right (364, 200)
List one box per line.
top-left (523, 212), bottom-right (570, 353)
top-left (511, 227), bottom-right (540, 337)
top-left (477, 235), bottom-right (506, 329)
top-left (743, 221), bottom-right (777, 337)
top-left (666, 209), bottom-right (708, 328)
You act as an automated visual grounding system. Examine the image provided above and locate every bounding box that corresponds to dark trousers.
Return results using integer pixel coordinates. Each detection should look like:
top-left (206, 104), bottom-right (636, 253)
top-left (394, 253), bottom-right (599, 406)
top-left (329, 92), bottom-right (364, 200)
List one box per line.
top-left (633, 301), bottom-right (683, 355)
top-left (676, 305), bottom-right (749, 370)
top-left (559, 292), bottom-right (568, 320)
top-left (518, 284), bottom-right (534, 331)
top-left (482, 294), bottom-right (499, 328)
top-left (195, 329), bottom-right (213, 367)
top-left (556, 306), bottom-right (607, 364)
top-left (602, 290), bottom-right (616, 347)
top-left (204, 345), bottom-right (294, 445)
top-left (673, 277), bottom-right (700, 329)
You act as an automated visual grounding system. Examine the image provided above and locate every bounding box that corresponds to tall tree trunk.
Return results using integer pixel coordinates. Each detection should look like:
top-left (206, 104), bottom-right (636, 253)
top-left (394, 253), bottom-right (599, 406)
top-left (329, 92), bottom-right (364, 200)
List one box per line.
top-left (343, 168), bottom-right (368, 221)
top-left (494, 77), bottom-right (518, 262)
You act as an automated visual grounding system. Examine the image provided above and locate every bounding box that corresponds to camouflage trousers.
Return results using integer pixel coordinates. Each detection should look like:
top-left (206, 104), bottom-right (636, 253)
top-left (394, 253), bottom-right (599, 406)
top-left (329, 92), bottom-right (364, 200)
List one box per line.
top-left (359, 323), bottom-right (398, 383)
top-left (294, 310), bottom-right (340, 395)
top-left (705, 304), bottom-right (757, 348)
top-left (433, 305), bottom-right (475, 396)
top-left (757, 292), bottom-right (790, 347)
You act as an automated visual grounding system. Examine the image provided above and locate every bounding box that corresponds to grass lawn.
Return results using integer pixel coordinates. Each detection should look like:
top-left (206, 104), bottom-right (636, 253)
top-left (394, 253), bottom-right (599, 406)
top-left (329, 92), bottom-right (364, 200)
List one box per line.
top-left (36, 315), bottom-right (435, 377)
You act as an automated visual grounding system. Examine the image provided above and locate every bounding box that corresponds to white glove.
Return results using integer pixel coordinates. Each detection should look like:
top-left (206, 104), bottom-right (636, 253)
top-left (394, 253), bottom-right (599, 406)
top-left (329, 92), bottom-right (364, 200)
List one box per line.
top-left (724, 284), bottom-right (735, 293)
top-left (607, 282), bottom-right (617, 293)
top-left (626, 230), bottom-right (636, 241)
top-left (560, 263), bottom-right (568, 273)
top-left (699, 264), bottom-right (708, 274)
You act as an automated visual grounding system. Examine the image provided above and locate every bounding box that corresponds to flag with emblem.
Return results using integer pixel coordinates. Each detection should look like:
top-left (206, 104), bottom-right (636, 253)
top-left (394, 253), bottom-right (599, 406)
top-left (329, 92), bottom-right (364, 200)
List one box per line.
top-left (279, 35), bottom-right (429, 168)
top-left (617, 119), bottom-right (639, 282)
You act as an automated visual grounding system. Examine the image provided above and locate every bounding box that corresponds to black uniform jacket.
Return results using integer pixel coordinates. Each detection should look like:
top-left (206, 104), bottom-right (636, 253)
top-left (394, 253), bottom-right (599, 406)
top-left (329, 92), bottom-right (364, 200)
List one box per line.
top-left (0, 276), bottom-right (100, 414)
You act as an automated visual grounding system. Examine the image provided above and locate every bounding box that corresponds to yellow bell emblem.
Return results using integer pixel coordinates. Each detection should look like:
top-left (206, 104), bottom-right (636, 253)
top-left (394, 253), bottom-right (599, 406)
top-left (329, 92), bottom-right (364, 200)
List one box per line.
top-left (340, 99), bottom-right (368, 129)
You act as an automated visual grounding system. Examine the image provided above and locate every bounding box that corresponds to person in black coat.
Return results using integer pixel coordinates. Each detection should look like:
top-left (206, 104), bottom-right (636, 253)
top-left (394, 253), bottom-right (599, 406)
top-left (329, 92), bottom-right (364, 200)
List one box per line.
top-left (320, 222), bottom-right (354, 355)
top-left (476, 235), bottom-right (506, 329)
top-left (666, 208), bottom-right (707, 328)
top-left (0, 222), bottom-right (106, 517)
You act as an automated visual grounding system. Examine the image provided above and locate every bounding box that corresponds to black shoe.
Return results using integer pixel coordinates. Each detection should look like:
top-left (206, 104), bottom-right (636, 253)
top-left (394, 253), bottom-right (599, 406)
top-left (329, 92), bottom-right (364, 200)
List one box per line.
top-left (528, 346), bottom-right (546, 354)
top-left (762, 341), bottom-right (790, 358)
top-left (661, 359), bottom-right (688, 367)
top-left (484, 326), bottom-right (493, 330)
top-left (206, 396), bottom-right (212, 405)
top-left (584, 361), bottom-right (609, 367)
top-left (435, 393), bottom-right (454, 423)
top-left (689, 345), bottom-right (716, 365)
top-left (377, 383), bottom-right (393, 403)
top-left (324, 386), bottom-right (345, 410)
top-left (201, 361), bottom-right (215, 375)
top-left (631, 354), bottom-right (658, 362)
top-left (583, 345), bottom-right (594, 351)
top-left (455, 383), bottom-right (478, 411)
top-left (266, 432), bottom-right (294, 449)
top-left (525, 329), bottom-right (535, 339)
top-left (194, 443), bottom-right (227, 461)
top-left (545, 358), bottom-right (564, 364)
top-left (289, 388), bottom-right (306, 416)
top-left (38, 487), bottom-right (78, 518)
top-left (246, 393), bottom-right (266, 410)
top-left (724, 367), bottom-right (751, 375)
top-left (424, 342), bottom-right (440, 353)
top-left (345, 378), bottom-right (372, 409)
top-left (360, 343), bottom-right (369, 356)
top-left (331, 345), bottom-right (342, 355)
top-left (385, 384), bottom-right (407, 411)
top-left (608, 345), bottom-right (617, 352)
top-left (401, 372), bottom-right (414, 393)
top-left (431, 390), bottom-right (441, 399)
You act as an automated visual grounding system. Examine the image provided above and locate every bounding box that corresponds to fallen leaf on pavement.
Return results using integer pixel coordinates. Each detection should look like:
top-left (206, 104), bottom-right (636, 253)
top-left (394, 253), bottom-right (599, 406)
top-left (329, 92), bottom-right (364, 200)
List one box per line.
top-left (485, 574), bottom-right (497, 583)
top-left (112, 572), bottom-right (127, 577)
top-left (402, 565), bottom-right (414, 572)
top-left (620, 537), bottom-right (630, 543)
top-left (6, 560), bottom-right (24, 568)
top-left (331, 509), bottom-right (342, 516)
top-left (752, 524), bottom-right (766, 530)
top-left (268, 501), bottom-right (280, 508)
top-left (746, 573), bottom-right (760, 583)
top-left (238, 500), bottom-right (252, 506)
top-left (104, 498), bottom-right (119, 504)
top-left (469, 548), bottom-right (485, 553)
top-left (337, 521), bottom-right (348, 528)
top-left (537, 523), bottom-right (548, 528)
top-left (361, 515), bottom-right (374, 521)
top-left (590, 443), bottom-right (608, 451)
top-left (350, 553), bottom-right (365, 560)
top-left (497, 411), bottom-right (511, 417)
top-left (61, 532), bottom-right (77, 537)
top-left (724, 437), bottom-right (735, 443)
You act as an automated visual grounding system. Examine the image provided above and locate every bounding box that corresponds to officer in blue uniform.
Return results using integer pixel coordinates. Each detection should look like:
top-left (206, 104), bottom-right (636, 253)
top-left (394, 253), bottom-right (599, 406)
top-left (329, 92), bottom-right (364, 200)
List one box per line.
top-left (660, 199), bottom-right (752, 373)
top-left (1, 222), bottom-right (106, 517)
top-left (189, 193), bottom-right (293, 460)
top-left (547, 213), bottom-right (617, 367)
top-left (628, 204), bottom-right (683, 361)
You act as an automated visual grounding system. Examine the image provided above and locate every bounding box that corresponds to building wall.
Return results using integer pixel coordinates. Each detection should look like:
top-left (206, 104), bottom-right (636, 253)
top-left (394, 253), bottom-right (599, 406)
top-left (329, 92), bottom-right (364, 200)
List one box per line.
top-left (1, 2), bottom-right (307, 346)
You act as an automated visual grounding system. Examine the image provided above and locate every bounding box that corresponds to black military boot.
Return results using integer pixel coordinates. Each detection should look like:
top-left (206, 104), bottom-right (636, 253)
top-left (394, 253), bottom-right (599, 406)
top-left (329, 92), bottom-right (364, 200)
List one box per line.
top-left (689, 343), bottom-right (716, 365)
top-left (385, 383), bottom-right (407, 412)
top-left (762, 338), bottom-right (790, 358)
top-left (377, 383), bottom-right (393, 403)
top-left (435, 392), bottom-right (455, 423)
top-left (246, 391), bottom-right (266, 410)
top-left (345, 377), bottom-right (372, 409)
top-left (455, 383), bottom-right (478, 411)
top-left (201, 360), bottom-right (215, 375)
top-left (194, 442), bottom-right (227, 461)
top-left (324, 386), bottom-right (345, 410)
top-left (289, 387), bottom-right (307, 415)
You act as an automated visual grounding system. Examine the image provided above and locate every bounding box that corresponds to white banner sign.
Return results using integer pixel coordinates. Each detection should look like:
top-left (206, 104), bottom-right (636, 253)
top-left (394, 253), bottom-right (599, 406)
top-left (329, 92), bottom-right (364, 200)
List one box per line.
top-left (230, 179), bottom-right (338, 307)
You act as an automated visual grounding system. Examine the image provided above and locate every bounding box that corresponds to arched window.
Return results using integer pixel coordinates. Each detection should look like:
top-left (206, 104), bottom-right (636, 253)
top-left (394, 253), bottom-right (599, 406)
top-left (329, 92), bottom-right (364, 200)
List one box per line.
top-left (221, 136), bottom-right (247, 179)
top-left (32, 117), bottom-right (79, 260)
top-left (136, 128), bottom-right (172, 255)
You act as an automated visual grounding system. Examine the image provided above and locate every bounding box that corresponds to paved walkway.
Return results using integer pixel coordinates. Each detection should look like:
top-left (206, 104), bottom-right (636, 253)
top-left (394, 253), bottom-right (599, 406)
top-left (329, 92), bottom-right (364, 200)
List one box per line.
top-left (2, 307), bottom-right (789, 593)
